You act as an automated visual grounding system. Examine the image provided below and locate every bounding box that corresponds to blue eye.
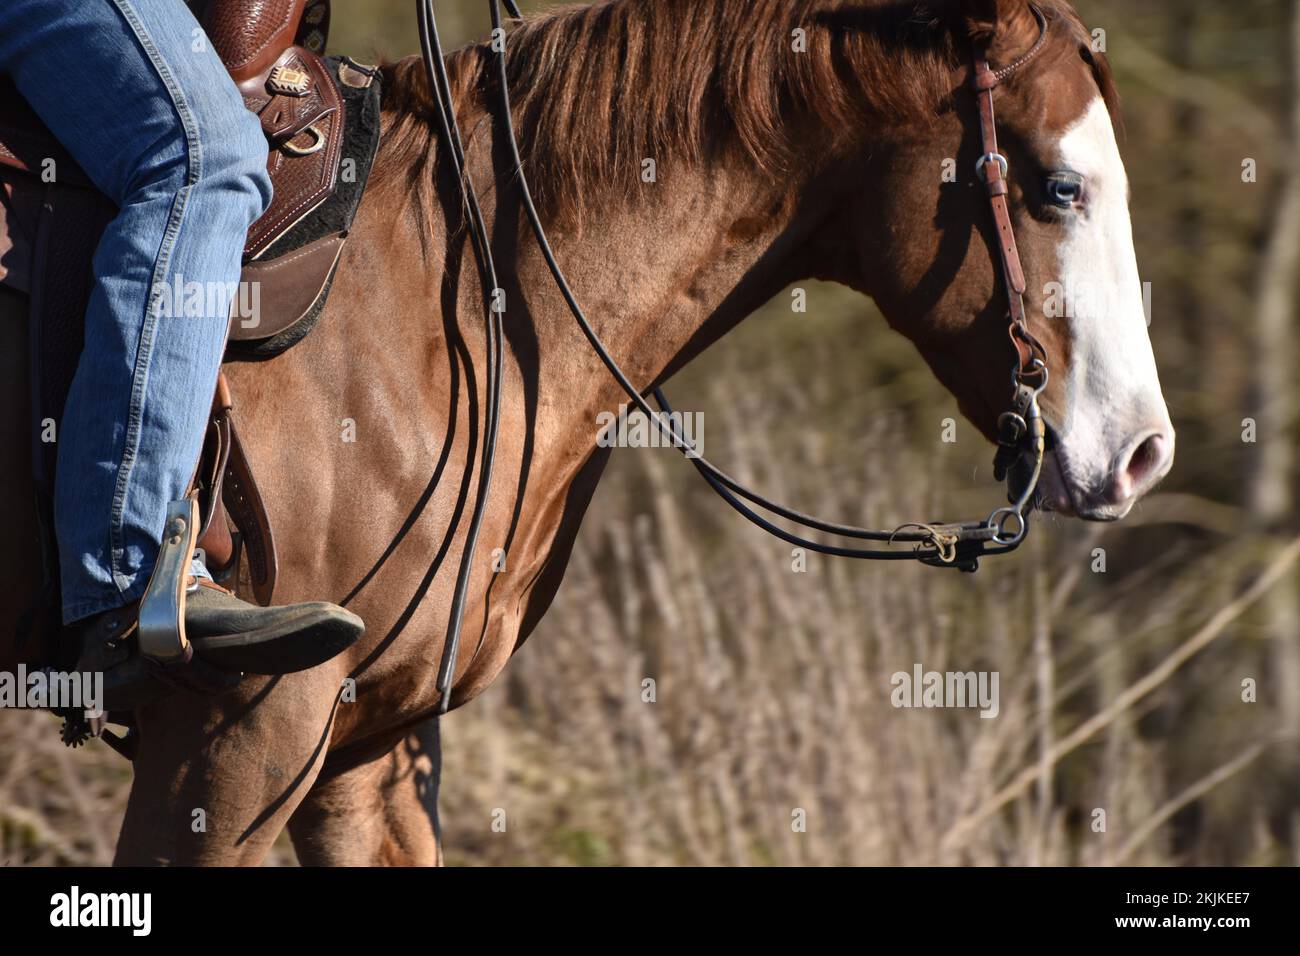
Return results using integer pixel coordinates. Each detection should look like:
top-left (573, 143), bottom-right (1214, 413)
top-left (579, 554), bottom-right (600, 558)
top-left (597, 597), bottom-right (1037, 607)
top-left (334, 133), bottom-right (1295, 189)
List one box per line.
top-left (1046, 172), bottom-right (1084, 207)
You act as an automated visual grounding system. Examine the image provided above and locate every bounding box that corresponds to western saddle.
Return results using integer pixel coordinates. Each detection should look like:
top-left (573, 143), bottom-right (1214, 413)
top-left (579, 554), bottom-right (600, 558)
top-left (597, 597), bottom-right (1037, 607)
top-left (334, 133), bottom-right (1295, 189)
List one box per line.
top-left (0, 1), bottom-right (381, 655)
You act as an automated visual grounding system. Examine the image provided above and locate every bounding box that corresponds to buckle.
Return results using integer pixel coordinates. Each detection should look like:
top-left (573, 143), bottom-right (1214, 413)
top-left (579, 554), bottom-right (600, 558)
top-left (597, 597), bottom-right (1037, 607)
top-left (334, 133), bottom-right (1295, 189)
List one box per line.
top-left (976, 152), bottom-right (1008, 180)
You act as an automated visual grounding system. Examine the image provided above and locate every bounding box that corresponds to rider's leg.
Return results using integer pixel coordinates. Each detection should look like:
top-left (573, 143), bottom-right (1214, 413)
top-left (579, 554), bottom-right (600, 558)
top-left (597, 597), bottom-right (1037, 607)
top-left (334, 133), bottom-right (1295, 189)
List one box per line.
top-left (0, 0), bottom-right (266, 621)
top-left (0, 0), bottom-right (362, 680)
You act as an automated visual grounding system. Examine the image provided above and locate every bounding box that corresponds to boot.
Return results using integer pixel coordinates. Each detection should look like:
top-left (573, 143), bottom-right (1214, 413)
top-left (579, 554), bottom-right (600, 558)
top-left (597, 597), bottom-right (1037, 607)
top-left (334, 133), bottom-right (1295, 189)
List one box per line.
top-left (73, 578), bottom-right (363, 711)
top-left (181, 578), bottom-right (362, 674)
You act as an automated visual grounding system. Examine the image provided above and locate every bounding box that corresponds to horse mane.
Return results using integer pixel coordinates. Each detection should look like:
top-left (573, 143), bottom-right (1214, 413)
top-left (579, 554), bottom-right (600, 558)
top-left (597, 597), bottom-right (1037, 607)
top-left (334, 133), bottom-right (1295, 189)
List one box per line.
top-left (376, 0), bottom-right (1120, 225)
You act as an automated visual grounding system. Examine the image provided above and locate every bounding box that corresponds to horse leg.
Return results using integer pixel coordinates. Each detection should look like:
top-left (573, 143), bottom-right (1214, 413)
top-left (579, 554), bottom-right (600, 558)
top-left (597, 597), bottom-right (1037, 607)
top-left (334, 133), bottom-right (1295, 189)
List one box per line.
top-left (288, 718), bottom-right (442, 866)
top-left (113, 670), bottom-right (342, 865)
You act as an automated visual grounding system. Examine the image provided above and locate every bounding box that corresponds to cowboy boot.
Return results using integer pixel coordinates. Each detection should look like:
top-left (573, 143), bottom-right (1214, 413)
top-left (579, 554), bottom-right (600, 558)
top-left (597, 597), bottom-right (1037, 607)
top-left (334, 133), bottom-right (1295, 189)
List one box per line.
top-left (73, 578), bottom-right (363, 711)
top-left (180, 577), bottom-right (362, 673)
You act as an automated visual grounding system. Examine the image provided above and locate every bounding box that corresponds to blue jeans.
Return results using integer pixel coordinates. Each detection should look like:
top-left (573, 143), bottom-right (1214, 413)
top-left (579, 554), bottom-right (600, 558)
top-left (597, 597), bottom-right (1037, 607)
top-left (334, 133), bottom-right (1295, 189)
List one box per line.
top-left (0, 0), bottom-right (271, 622)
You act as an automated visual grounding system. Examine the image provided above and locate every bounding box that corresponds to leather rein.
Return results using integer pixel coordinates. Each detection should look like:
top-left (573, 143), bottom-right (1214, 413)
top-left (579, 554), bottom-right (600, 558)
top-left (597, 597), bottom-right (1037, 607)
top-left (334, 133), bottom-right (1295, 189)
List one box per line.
top-left (418, 0), bottom-right (1052, 711)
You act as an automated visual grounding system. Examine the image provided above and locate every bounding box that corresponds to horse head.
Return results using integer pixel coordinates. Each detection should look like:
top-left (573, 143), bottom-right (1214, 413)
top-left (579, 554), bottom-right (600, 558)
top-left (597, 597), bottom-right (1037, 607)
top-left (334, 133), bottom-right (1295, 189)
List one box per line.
top-left (844, 0), bottom-right (1173, 521)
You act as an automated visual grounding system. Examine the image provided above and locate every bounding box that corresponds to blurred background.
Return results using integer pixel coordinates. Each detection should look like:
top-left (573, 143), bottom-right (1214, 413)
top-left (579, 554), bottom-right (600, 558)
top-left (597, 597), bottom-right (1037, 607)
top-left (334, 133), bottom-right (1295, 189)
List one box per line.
top-left (3, 0), bottom-right (1298, 865)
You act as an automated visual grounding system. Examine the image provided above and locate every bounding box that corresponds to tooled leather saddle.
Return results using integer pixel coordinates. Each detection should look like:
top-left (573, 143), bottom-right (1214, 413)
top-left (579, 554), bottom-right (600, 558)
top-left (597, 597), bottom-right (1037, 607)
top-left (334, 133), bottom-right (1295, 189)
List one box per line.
top-left (0, 0), bottom-right (381, 625)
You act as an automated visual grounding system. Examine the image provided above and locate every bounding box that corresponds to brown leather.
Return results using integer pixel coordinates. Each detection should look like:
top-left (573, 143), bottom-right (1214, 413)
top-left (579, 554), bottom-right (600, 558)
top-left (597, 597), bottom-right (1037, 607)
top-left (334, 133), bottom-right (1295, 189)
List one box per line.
top-left (197, 492), bottom-right (237, 574)
top-left (973, 25), bottom-right (1049, 379)
top-left (195, 375), bottom-right (236, 571)
top-left (238, 46), bottom-right (333, 139)
top-left (230, 232), bottom-right (344, 341)
top-left (201, 0), bottom-right (311, 85)
top-left (221, 413), bottom-right (279, 606)
top-left (975, 63), bottom-right (1028, 298)
top-left (193, 372), bottom-right (279, 606)
top-left (0, 161), bottom-right (345, 351)
top-left (243, 47), bottom-right (344, 258)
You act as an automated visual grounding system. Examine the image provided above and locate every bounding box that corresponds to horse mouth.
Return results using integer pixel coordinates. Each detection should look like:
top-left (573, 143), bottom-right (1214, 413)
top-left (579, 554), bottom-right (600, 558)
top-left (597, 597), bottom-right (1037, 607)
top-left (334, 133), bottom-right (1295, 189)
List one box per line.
top-left (1021, 423), bottom-right (1100, 521)
top-left (1002, 422), bottom-right (1066, 515)
top-left (1030, 424), bottom-right (1134, 523)
top-left (1033, 451), bottom-right (1079, 517)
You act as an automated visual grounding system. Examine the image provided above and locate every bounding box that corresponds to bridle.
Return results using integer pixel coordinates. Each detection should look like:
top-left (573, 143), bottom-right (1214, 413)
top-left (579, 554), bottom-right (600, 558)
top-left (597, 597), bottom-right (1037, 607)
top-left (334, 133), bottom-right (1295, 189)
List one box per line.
top-left (418, 0), bottom-right (1052, 712)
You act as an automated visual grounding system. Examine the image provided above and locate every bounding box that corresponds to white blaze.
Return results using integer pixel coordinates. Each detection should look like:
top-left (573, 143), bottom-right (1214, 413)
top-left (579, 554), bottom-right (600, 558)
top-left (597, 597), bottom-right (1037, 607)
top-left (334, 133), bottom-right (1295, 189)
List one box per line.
top-left (1050, 96), bottom-right (1172, 503)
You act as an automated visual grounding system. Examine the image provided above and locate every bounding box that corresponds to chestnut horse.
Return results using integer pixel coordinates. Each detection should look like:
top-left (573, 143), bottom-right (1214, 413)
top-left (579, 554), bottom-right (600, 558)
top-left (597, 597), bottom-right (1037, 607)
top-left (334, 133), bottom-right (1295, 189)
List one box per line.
top-left (0, 0), bottom-right (1172, 864)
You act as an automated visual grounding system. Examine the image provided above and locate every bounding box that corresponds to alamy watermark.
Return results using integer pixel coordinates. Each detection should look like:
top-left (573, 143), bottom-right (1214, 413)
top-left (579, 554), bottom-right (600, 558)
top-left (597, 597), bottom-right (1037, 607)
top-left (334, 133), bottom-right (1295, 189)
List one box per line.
top-left (596, 404), bottom-right (704, 457)
top-left (0, 666), bottom-right (103, 718)
top-left (50, 886), bottom-right (151, 936)
top-left (151, 273), bottom-right (261, 329)
top-left (890, 663), bottom-right (999, 718)
top-left (1042, 278), bottom-right (1152, 327)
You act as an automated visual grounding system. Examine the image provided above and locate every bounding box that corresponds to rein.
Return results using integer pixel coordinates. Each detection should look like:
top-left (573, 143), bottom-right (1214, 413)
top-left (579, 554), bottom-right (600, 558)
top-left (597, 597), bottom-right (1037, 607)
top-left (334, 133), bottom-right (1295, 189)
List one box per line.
top-left (418, 0), bottom-right (1051, 711)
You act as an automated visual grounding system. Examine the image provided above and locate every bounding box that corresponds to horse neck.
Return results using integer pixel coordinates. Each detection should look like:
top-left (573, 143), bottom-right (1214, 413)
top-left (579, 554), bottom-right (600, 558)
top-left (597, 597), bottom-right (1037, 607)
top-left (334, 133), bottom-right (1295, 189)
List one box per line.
top-left (508, 154), bottom-right (839, 430)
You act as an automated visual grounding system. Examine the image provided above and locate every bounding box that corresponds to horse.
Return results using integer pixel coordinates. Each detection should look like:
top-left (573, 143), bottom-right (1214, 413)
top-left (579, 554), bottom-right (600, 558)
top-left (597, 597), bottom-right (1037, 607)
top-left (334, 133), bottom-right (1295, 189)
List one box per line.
top-left (0, 0), bottom-right (1173, 865)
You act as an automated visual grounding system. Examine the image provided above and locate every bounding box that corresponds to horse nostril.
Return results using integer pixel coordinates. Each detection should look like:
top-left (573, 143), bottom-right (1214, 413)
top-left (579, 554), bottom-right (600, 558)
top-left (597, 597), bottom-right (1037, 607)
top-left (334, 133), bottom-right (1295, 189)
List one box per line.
top-left (1113, 431), bottom-right (1172, 502)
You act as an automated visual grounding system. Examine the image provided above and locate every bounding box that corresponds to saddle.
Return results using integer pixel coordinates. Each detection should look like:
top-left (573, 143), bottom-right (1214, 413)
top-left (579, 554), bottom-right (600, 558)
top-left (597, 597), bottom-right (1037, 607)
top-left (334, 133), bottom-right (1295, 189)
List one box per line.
top-left (0, 0), bottom-right (381, 634)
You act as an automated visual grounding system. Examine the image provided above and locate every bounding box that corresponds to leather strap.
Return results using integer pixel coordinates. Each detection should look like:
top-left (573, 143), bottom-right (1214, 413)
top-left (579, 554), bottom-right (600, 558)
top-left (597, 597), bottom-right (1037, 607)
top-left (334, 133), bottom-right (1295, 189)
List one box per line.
top-left (221, 414), bottom-right (279, 606)
top-left (971, 5), bottom-right (1050, 381)
top-left (190, 373), bottom-right (279, 607)
top-left (195, 375), bottom-right (236, 571)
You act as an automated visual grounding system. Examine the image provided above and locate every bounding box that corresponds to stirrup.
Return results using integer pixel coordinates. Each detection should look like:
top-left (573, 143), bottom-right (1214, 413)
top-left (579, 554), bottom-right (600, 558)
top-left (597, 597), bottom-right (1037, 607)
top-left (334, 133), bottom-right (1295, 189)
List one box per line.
top-left (137, 497), bottom-right (200, 666)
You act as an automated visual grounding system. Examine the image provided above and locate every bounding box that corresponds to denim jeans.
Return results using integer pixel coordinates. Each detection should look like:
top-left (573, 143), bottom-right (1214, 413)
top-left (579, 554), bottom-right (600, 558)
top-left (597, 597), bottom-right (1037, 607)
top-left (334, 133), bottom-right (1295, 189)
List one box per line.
top-left (0, 0), bottom-right (271, 622)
